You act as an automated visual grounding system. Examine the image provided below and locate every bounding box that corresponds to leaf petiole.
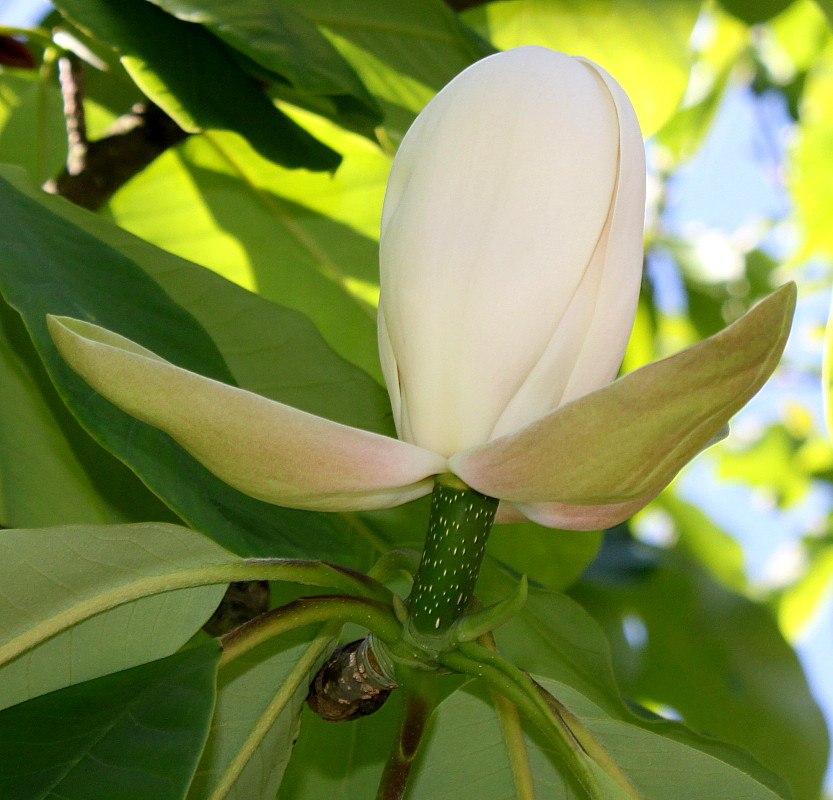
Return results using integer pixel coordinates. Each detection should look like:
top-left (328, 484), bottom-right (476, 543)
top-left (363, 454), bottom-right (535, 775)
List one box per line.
top-left (439, 642), bottom-right (640, 800)
top-left (219, 595), bottom-right (402, 668)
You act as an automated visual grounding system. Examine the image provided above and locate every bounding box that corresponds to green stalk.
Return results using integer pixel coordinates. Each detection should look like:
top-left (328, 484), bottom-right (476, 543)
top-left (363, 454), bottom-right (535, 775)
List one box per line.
top-left (407, 474), bottom-right (499, 639)
top-left (491, 687), bottom-right (536, 800)
top-left (376, 669), bottom-right (438, 800)
top-left (440, 643), bottom-right (639, 800)
top-left (439, 646), bottom-right (603, 800)
top-left (218, 595), bottom-right (401, 667)
top-left (0, 558), bottom-right (392, 672)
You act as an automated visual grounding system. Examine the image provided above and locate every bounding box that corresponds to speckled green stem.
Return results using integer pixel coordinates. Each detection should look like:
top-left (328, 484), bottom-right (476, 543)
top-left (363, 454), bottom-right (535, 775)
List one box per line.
top-left (407, 474), bottom-right (499, 637)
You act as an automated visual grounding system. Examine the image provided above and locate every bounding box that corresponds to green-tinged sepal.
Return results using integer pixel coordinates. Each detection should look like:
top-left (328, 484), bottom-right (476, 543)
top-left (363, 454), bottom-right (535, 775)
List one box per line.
top-left (369, 548), bottom-right (423, 582)
top-left (449, 575), bottom-right (528, 644)
top-left (451, 283), bottom-right (797, 513)
top-left (393, 594), bottom-right (410, 625)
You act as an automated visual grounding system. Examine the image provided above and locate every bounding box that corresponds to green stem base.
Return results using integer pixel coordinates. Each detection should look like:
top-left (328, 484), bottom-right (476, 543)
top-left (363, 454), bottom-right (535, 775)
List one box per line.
top-left (407, 475), bottom-right (499, 639)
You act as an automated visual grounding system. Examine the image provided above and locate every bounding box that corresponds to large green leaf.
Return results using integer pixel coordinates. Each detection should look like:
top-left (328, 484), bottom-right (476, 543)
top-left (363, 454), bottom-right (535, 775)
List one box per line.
top-left (407, 676), bottom-right (788, 799)
top-left (0, 279), bottom-right (181, 527)
top-left (143, 0), bottom-right (382, 132)
top-left (779, 542), bottom-right (833, 638)
top-left (814, 0), bottom-right (833, 26)
top-left (277, 690), bottom-right (403, 798)
top-left (0, 523), bottom-right (228, 711)
top-left (654, 493), bottom-right (746, 592)
top-left (0, 172), bottom-right (370, 563)
top-left (282, 0), bottom-right (490, 139)
top-left (189, 625), bottom-right (336, 800)
top-left (571, 538), bottom-right (828, 800)
top-left (0, 643), bottom-right (220, 800)
top-left (0, 298), bottom-right (125, 526)
top-left (719, 0), bottom-right (795, 24)
top-left (0, 164), bottom-right (392, 433)
top-left (486, 524), bottom-right (602, 592)
top-left (484, 573), bottom-right (791, 796)
top-left (717, 425), bottom-right (810, 507)
top-left (462, 0), bottom-right (701, 136)
top-left (654, 7), bottom-right (747, 167)
top-left (104, 127), bottom-right (388, 377)
top-left (0, 71), bottom-right (66, 183)
top-left (51, 0), bottom-right (340, 169)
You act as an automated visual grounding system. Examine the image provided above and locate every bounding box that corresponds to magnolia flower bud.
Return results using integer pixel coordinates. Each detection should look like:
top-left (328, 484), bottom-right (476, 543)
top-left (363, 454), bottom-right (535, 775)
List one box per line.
top-left (378, 46), bottom-right (646, 457)
top-left (47, 47), bottom-right (795, 531)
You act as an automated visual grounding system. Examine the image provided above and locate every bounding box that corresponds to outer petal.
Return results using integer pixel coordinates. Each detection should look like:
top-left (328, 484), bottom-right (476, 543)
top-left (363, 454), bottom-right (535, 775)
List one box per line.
top-left (48, 316), bottom-right (447, 511)
top-left (378, 46), bottom-right (624, 456)
top-left (450, 283), bottom-right (795, 507)
top-left (497, 492), bottom-right (659, 531)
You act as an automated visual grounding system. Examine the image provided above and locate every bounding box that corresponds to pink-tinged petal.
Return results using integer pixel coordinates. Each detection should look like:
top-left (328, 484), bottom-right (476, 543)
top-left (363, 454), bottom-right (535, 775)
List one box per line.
top-left (514, 492), bottom-right (659, 531)
top-left (48, 316), bottom-right (447, 512)
top-left (495, 490), bottom-right (657, 530)
top-left (450, 284), bottom-right (796, 507)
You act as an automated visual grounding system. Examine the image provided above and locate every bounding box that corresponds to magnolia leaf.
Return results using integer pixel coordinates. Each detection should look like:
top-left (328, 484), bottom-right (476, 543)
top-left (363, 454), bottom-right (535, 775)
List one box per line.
top-left (484, 574), bottom-right (792, 796)
top-left (188, 625), bottom-right (336, 800)
top-left (0, 523), bottom-right (230, 711)
top-left (277, 691), bottom-right (403, 798)
top-left (406, 676), bottom-right (787, 799)
top-left (0, 643), bottom-right (220, 800)
top-left (485, 522), bottom-right (602, 591)
top-left (48, 316), bottom-right (444, 511)
top-left (719, 0), bottom-right (796, 25)
top-left (51, 0), bottom-right (340, 169)
top-left (779, 543), bottom-right (833, 638)
top-left (102, 126), bottom-right (386, 378)
top-left (0, 521), bottom-right (390, 714)
top-left (143, 0), bottom-right (382, 131)
top-left (461, 0), bottom-right (700, 137)
top-left (451, 283), bottom-right (796, 510)
top-left (572, 538), bottom-right (829, 800)
top-left (0, 71), bottom-right (66, 184)
top-left (0, 164), bottom-right (393, 435)
top-left (0, 172), bottom-right (372, 563)
top-left (0, 299), bottom-right (131, 527)
top-left (791, 41), bottom-right (833, 260)
top-left (280, 0), bottom-right (489, 139)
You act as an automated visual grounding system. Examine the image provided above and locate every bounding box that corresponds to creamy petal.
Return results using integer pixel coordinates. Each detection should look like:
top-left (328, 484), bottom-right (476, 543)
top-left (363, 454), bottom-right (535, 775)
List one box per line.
top-left (379, 46), bottom-right (623, 456)
top-left (49, 316), bottom-right (446, 511)
top-left (490, 57), bottom-right (645, 439)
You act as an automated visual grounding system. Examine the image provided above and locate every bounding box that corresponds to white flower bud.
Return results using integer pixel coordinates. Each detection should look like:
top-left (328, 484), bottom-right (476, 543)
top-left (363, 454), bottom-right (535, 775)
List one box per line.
top-left (378, 46), bottom-right (646, 457)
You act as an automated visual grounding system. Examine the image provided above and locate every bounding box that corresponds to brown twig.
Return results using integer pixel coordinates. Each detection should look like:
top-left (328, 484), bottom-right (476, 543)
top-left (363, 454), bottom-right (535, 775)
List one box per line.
top-left (307, 638), bottom-right (396, 722)
top-left (44, 100), bottom-right (189, 210)
top-left (202, 580), bottom-right (270, 637)
top-left (55, 53), bottom-right (88, 176)
top-left (376, 684), bottom-right (435, 800)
